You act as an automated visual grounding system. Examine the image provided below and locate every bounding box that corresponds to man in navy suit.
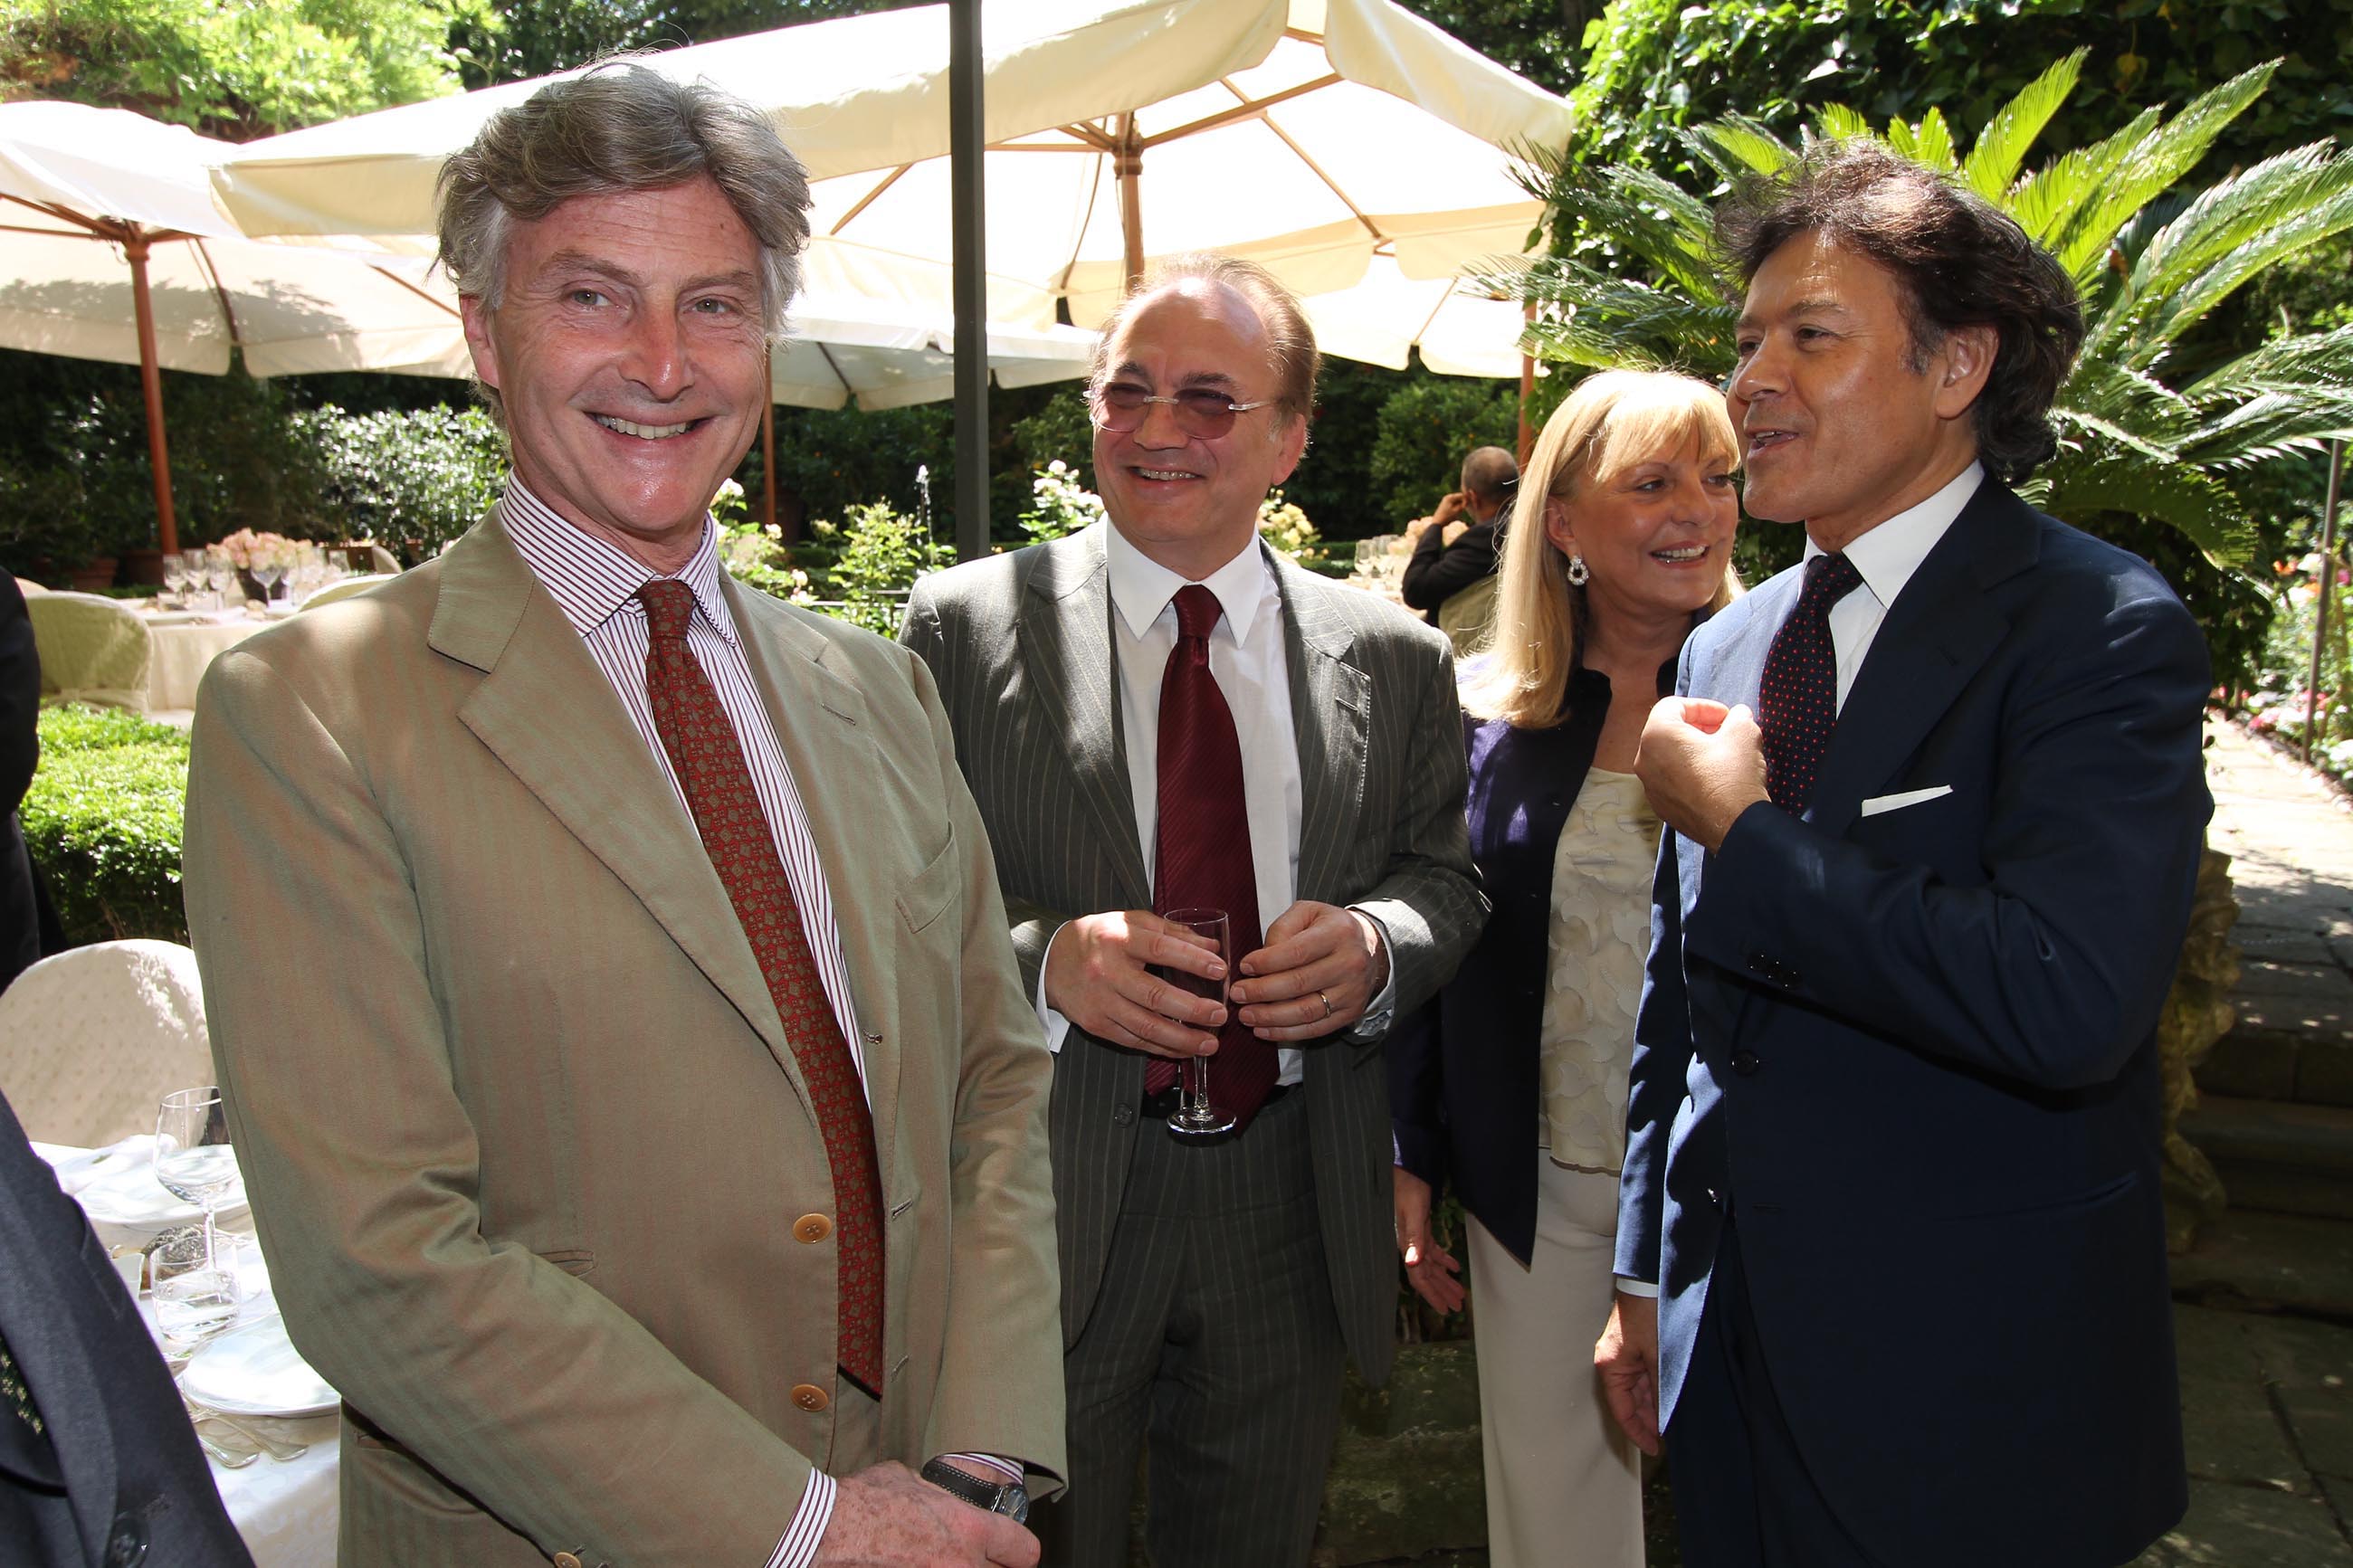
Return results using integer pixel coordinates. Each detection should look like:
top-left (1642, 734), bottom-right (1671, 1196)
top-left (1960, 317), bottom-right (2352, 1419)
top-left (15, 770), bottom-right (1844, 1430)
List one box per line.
top-left (1597, 141), bottom-right (2206, 1566)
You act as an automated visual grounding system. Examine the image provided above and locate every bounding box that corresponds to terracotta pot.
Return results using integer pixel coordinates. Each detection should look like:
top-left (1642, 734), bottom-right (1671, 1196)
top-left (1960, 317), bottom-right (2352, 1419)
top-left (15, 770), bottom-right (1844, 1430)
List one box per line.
top-left (120, 547), bottom-right (165, 586)
top-left (67, 557), bottom-right (118, 593)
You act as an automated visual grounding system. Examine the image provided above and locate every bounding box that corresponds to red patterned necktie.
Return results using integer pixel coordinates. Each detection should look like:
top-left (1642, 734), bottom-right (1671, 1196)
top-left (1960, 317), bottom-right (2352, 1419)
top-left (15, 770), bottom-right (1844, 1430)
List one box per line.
top-left (1146, 584), bottom-right (1279, 1128)
top-left (1758, 552), bottom-right (1863, 813)
top-left (637, 580), bottom-right (885, 1395)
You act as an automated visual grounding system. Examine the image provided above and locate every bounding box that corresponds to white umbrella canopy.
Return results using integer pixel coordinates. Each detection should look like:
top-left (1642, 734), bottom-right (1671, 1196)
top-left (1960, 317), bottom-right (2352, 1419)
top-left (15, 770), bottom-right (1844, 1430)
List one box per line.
top-left (210, 0), bottom-right (1574, 331)
top-left (1297, 254), bottom-right (1532, 377)
top-left (771, 299), bottom-right (1097, 411)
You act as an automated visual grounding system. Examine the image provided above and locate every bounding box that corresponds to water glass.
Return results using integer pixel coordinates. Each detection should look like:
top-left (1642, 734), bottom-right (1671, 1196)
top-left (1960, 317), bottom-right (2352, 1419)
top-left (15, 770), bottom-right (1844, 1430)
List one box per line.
top-left (150, 1226), bottom-right (237, 1355)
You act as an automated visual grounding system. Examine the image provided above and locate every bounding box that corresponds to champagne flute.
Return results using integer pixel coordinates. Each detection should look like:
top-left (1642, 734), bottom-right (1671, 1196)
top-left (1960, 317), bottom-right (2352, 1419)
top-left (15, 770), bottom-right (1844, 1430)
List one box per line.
top-left (1155, 908), bottom-right (1235, 1137)
top-left (156, 1087), bottom-right (240, 1266)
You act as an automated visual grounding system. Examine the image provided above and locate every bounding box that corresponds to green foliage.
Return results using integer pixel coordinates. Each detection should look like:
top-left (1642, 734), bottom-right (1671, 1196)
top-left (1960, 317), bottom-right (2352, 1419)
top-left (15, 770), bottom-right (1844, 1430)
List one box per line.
top-left (2, 0), bottom-right (472, 140)
top-left (1508, 59), bottom-right (2353, 694)
top-left (1366, 375), bottom-right (1521, 531)
top-left (1008, 388), bottom-right (1095, 493)
top-left (291, 402), bottom-right (508, 565)
top-left (738, 403), bottom-right (955, 546)
top-left (1016, 461), bottom-right (1107, 546)
top-left (23, 704), bottom-right (191, 946)
top-left (804, 500), bottom-right (949, 636)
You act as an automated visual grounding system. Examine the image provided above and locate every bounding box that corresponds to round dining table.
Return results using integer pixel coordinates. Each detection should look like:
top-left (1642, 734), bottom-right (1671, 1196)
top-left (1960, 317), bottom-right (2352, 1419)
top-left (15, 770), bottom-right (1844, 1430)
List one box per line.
top-left (134, 607), bottom-right (289, 711)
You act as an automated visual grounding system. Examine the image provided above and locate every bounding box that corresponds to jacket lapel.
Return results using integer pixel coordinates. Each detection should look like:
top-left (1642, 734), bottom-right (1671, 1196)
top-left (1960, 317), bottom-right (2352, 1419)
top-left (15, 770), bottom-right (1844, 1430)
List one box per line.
top-left (1276, 552), bottom-right (1369, 906)
top-left (432, 518), bottom-right (806, 1105)
top-left (1024, 529), bottom-right (1150, 908)
top-left (724, 579), bottom-right (904, 1174)
top-left (1804, 483), bottom-right (2038, 836)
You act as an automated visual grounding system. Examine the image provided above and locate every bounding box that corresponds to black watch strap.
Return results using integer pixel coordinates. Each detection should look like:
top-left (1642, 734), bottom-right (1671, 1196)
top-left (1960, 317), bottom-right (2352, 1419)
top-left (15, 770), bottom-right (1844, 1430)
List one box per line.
top-left (919, 1457), bottom-right (1030, 1525)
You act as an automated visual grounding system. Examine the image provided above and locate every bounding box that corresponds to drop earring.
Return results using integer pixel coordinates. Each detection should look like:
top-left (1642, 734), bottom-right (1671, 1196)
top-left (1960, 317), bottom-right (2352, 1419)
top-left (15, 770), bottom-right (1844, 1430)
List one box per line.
top-left (1567, 552), bottom-right (1589, 586)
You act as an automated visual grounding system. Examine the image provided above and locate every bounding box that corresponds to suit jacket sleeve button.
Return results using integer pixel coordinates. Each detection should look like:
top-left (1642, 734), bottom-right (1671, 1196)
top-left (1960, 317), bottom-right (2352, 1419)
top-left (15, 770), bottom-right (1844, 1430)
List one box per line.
top-left (554, 1554), bottom-right (584, 1568)
top-left (793, 1383), bottom-right (832, 1412)
top-left (1732, 1050), bottom-right (1761, 1077)
top-left (1113, 1104), bottom-right (1136, 1126)
top-left (104, 1519), bottom-right (148, 1567)
top-left (793, 1213), bottom-right (834, 1244)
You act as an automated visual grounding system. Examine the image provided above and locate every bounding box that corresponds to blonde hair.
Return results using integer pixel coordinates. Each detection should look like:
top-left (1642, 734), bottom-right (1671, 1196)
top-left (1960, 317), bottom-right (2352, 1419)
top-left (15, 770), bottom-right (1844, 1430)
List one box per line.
top-left (1462, 370), bottom-right (1741, 728)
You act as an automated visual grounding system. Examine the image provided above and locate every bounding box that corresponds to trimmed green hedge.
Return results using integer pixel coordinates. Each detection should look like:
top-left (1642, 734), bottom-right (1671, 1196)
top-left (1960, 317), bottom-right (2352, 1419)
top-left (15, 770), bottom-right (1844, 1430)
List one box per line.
top-left (25, 705), bottom-right (190, 946)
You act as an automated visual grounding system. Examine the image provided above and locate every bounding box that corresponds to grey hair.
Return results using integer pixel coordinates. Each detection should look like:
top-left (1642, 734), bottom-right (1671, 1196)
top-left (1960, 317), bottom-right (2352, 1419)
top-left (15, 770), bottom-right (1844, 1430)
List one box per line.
top-left (1090, 252), bottom-right (1321, 427)
top-left (437, 59), bottom-right (812, 345)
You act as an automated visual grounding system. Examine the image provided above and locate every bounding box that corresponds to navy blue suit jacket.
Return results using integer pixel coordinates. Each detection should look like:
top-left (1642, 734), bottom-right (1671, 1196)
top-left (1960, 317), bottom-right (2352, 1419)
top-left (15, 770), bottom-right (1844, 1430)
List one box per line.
top-left (1617, 482), bottom-right (2205, 1567)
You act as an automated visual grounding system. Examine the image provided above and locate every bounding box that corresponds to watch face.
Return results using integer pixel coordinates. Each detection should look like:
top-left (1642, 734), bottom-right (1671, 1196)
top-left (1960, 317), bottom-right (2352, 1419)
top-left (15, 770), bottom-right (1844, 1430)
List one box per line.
top-left (1003, 1488), bottom-right (1030, 1525)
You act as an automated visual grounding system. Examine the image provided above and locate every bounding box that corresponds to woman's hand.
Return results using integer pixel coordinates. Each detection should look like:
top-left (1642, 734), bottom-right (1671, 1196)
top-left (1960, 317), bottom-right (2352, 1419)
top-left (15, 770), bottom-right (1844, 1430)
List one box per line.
top-left (1391, 1166), bottom-right (1465, 1315)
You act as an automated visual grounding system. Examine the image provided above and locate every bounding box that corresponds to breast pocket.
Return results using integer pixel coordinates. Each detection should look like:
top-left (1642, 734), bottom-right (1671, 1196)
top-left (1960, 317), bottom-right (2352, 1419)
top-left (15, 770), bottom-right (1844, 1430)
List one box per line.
top-left (895, 825), bottom-right (962, 937)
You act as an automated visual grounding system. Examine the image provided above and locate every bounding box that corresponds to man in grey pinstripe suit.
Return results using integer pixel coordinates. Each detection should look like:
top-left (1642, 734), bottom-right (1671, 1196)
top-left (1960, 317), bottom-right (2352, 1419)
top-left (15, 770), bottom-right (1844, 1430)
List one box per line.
top-left (903, 254), bottom-right (1482, 1565)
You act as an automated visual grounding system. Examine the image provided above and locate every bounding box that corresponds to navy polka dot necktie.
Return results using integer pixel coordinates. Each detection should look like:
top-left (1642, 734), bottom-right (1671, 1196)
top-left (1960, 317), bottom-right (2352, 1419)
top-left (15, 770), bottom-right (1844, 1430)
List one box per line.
top-left (1758, 552), bottom-right (1863, 813)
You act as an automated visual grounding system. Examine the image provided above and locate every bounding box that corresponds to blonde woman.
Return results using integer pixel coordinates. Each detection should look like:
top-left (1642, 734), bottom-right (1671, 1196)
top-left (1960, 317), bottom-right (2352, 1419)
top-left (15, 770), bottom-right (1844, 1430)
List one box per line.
top-left (1387, 370), bottom-right (1740, 1565)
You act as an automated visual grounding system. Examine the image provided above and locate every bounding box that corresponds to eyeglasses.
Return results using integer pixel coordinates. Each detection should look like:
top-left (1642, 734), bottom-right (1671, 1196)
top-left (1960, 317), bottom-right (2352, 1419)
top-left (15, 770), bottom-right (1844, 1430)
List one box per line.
top-left (1088, 383), bottom-right (1279, 438)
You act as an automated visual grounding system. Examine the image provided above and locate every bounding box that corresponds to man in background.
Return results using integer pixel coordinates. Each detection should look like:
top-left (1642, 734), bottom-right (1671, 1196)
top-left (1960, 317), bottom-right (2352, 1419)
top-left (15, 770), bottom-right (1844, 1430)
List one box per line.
top-left (904, 253), bottom-right (1481, 1566)
top-left (1401, 444), bottom-right (1516, 652)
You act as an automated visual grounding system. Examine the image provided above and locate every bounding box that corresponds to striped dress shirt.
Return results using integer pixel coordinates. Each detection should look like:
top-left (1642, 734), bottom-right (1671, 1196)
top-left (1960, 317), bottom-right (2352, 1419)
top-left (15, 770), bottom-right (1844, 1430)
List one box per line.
top-left (500, 483), bottom-right (1017, 1568)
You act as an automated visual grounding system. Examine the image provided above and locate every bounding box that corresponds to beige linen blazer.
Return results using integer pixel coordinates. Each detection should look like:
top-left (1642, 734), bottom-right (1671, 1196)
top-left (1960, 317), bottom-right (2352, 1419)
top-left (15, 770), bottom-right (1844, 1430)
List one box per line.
top-left (182, 516), bottom-right (1064, 1566)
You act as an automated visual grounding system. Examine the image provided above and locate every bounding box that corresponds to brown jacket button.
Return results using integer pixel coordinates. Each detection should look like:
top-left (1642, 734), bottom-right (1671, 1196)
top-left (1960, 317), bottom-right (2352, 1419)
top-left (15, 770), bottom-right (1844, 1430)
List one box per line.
top-left (793, 1213), bottom-right (834, 1244)
top-left (792, 1383), bottom-right (831, 1412)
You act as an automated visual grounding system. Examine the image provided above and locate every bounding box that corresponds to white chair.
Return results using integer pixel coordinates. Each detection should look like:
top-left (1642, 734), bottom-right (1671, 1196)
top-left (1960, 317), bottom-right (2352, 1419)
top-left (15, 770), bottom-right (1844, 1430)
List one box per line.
top-left (26, 591), bottom-right (153, 710)
top-left (300, 572), bottom-right (400, 610)
top-left (14, 577), bottom-right (46, 598)
top-left (0, 940), bottom-right (213, 1147)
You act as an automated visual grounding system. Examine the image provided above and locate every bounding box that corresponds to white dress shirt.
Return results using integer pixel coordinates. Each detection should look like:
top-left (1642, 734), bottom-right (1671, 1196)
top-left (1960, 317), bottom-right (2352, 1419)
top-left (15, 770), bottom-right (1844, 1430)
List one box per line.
top-left (1617, 462), bottom-right (1984, 1301)
top-left (500, 483), bottom-right (1017, 1567)
top-left (1035, 521), bottom-right (1396, 1084)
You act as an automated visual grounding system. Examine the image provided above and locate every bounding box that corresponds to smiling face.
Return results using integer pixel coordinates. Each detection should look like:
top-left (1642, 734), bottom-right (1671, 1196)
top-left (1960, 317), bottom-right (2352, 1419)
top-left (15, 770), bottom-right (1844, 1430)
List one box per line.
top-left (460, 176), bottom-right (769, 573)
top-left (1729, 230), bottom-right (1991, 553)
top-left (1546, 433), bottom-right (1739, 637)
top-left (1091, 280), bottom-right (1309, 581)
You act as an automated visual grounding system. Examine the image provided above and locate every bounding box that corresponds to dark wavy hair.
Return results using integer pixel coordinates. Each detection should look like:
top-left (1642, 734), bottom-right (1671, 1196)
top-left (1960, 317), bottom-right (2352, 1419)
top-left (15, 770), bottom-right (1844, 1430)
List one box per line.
top-left (1715, 140), bottom-right (2083, 482)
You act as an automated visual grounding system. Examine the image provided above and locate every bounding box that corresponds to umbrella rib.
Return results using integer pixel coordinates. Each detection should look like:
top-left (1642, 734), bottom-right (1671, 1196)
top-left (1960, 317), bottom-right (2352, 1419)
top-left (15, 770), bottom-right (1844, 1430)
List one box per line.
top-left (189, 237), bottom-right (245, 353)
top-left (831, 166), bottom-right (912, 236)
top-left (1140, 73), bottom-right (1340, 148)
top-left (370, 264), bottom-right (462, 318)
top-left (1252, 106), bottom-right (1386, 242)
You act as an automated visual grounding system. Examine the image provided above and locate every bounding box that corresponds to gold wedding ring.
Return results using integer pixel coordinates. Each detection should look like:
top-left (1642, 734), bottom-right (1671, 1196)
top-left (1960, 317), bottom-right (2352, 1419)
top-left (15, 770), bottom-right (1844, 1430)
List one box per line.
top-left (1319, 990), bottom-right (1335, 1018)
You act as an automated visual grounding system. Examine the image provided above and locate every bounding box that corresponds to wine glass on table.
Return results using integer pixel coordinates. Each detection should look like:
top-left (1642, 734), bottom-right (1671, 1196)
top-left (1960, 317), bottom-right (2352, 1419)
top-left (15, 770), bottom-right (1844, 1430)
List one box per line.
top-left (161, 553), bottom-right (189, 607)
top-left (250, 559), bottom-right (283, 604)
top-left (1155, 908), bottom-right (1235, 1137)
top-left (156, 1087), bottom-right (241, 1267)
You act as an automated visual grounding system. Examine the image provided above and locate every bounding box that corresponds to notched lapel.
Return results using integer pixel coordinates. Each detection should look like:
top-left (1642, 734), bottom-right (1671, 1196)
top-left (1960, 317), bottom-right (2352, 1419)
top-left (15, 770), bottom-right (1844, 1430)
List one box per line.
top-left (1281, 564), bottom-right (1368, 906)
top-left (446, 546), bottom-right (807, 1107)
top-left (1023, 537), bottom-right (1150, 906)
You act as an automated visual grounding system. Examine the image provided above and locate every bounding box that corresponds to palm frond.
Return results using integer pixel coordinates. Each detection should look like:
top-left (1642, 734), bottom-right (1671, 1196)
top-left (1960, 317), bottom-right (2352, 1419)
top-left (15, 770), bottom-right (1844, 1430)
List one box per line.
top-left (2006, 106), bottom-right (2158, 254)
top-left (1813, 104), bottom-right (1873, 144)
top-left (2177, 392), bottom-right (2353, 469)
top-left (2143, 156), bottom-right (2353, 351)
top-left (2050, 61), bottom-right (2279, 282)
top-left (1686, 116), bottom-right (1796, 184)
top-left (2033, 447), bottom-right (2255, 567)
top-left (2050, 407), bottom-right (2189, 468)
top-left (2185, 325), bottom-right (2353, 401)
top-left (1958, 50), bottom-right (2084, 202)
top-left (1904, 108), bottom-right (1958, 174)
top-left (1513, 273), bottom-right (1740, 375)
top-left (2061, 361), bottom-right (2202, 442)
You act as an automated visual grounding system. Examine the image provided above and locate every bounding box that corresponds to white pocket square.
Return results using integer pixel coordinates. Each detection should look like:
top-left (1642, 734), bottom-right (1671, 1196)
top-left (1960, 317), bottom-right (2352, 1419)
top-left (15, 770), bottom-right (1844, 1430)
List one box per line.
top-left (1860, 784), bottom-right (1954, 817)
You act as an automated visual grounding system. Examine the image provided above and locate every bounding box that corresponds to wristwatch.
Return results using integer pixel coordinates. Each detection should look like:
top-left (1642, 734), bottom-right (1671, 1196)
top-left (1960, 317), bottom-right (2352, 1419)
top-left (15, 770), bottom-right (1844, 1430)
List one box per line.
top-left (919, 1457), bottom-right (1030, 1525)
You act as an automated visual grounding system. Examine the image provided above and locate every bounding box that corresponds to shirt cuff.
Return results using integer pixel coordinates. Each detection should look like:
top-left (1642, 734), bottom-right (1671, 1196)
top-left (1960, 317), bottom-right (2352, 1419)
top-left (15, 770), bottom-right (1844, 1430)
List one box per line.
top-left (1034, 923), bottom-right (1072, 1054)
top-left (1615, 1276), bottom-right (1661, 1299)
top-left (936, 1452), bottom-right (1024, 1486)
top-left (1346, 908), bottom-right (1398, 1040)
top-left (765, 1468), bottom-right (834, 1568)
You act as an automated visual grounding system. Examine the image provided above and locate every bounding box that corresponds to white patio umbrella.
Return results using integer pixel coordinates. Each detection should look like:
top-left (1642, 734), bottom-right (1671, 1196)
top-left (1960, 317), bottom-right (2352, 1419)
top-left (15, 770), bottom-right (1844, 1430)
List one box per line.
top-left (1298, 255), bottom-right (1532, 377)
top-left (0, 100), bottom-right (465, 555)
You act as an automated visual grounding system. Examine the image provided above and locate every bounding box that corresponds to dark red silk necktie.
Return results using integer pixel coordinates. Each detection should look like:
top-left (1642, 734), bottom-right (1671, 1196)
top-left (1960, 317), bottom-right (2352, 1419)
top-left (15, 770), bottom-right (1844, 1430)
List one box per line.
top-left (1758, 552), bottom-right (1863, 813)
top-left (637, 580), bottom-right (885, 1395)
top-left (1146, 584), bottom-right (1279, 1128)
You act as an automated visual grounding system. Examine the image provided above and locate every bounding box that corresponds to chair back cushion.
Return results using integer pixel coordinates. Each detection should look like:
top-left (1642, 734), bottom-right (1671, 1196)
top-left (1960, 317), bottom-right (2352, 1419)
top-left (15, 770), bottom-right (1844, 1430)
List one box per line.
top-left (0, 940), bottom-right (213, 1145)
top-left (27, 593), bottom-right (153, 708)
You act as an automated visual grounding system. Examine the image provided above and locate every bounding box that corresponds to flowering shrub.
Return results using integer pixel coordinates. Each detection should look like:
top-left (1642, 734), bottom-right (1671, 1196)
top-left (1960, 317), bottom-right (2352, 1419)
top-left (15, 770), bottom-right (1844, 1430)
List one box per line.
top-left (1257, 489), bottom-right (1319, 561)
top-left (1018, 461), bottom-right (1107, 544)
top-left (2245, 548), bottom-right (2353, 785)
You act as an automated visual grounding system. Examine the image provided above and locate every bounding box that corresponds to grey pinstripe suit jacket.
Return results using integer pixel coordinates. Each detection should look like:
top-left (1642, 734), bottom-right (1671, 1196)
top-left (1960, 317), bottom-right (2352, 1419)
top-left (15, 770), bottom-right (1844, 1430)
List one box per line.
top-left (902, 524), bottom-right (1483, 1384)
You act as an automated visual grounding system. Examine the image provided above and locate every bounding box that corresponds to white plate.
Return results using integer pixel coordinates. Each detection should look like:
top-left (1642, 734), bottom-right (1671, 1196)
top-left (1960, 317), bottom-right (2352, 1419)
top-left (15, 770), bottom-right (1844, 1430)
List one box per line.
top-left (72, 1158), bottom-right (249, 1240)
top-left (180, 1316), bottom-right (338, 1418)
top-left (262, 603), bottom-right (300, 619)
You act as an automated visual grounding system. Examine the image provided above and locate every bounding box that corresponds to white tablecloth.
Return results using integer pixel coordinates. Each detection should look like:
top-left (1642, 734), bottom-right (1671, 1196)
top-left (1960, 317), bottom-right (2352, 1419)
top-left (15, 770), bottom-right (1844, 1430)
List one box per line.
top-left (36, 1141), bottom-right (341, 1566)
top-left (143, 616), bottom-right (270, 709)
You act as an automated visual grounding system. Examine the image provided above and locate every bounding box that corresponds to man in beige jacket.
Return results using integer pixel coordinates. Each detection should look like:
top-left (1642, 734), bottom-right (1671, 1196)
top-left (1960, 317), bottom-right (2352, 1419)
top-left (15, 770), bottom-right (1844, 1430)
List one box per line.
top-left (183, 65), bottom-right (1062, 1568)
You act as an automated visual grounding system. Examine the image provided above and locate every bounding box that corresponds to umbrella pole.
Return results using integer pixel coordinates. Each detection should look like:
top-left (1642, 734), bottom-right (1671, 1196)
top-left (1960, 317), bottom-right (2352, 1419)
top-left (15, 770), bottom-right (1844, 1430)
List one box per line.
top-left (1117, 114), bottom-right (1144, 290)
top-left (123, 231), bottom-right (180, 557)
top-left (950, 0), bottom-right (989, 562)
top-left (1516, 300), bottom-right (1535, 469)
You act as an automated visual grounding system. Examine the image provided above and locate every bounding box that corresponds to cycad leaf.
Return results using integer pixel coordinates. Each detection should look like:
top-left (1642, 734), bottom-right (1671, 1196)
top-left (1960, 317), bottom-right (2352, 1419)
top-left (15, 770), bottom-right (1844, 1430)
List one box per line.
top-left (2052, 60), bottom-right (2280, 282)
top-left (2178, 392), bottom-right (2353, 469)
top-left (2034, 447), bottom-right (2254, 567)
top-left (1959, 50), bottom-right (2084, 201)
top-left (1689, 116), bottom-right (1796, 182)
top-left (2147, 157), bottom-right (2353, 348)
top-left (1907, 108), bottom-right (1958, 174)
top-left (2185, 325), bottom-right (2353, 401)
top-left (2008, 107), bottom-right (2158, 252)
top-left (2062, 360), bottom-right (2201, 441)
top-left (1814, 104), bottom-right (1873, 143)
